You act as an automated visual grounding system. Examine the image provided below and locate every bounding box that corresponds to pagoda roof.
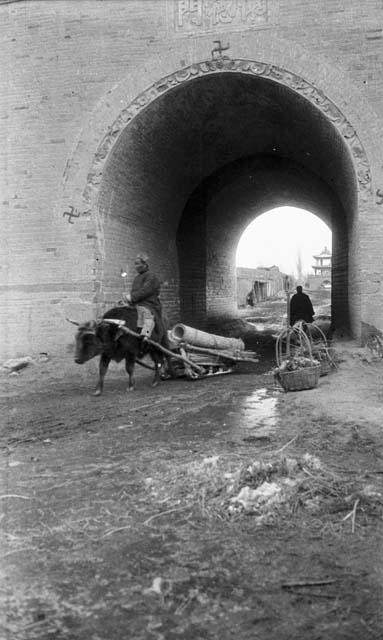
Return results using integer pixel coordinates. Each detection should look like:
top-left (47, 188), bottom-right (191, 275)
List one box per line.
top-left (313, 246), bottom-right (331, 258)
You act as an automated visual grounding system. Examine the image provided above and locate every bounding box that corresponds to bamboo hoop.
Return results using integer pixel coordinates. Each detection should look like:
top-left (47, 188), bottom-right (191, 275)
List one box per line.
top-left (275, 324), bottom-right (315, 368)
top-left (306, 323), bottom-right (338, 373)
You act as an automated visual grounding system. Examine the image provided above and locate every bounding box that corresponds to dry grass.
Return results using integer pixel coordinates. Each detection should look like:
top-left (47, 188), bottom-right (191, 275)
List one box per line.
top-left (138, 448), bottom-right (383, 536)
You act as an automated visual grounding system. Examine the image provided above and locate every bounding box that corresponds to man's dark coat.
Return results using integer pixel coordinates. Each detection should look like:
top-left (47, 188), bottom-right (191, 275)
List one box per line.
top-left (290, 291), bottom-right (314, 325)
top-left (130, 267), bottom-right (164, 334)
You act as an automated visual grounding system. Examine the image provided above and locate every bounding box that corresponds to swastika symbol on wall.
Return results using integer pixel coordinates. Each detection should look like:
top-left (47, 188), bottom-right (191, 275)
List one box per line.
top-left (63, 205), bottom-right (80, 223)
top-left (63, 206), bottom-right (90, 223)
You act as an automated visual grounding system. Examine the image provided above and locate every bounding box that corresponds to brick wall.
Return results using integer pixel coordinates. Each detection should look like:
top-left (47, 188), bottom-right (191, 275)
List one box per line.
top-left (1, 0), bottom-right (383, 358)
top-left (237, 267), bottom-right (288, 307)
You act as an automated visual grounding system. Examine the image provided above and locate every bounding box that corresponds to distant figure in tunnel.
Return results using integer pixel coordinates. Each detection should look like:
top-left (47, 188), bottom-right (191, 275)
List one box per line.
top-left (246, 290), bottom-right (255, 307)
top-left (290, 286), bottom-right (315, 326)
top-left (122, 254), bottom-right (165, 344)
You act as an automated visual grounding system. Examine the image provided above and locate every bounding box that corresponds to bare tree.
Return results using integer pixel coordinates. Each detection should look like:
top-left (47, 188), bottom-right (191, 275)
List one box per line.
top-left (296, 250), bottom-right (303, 281)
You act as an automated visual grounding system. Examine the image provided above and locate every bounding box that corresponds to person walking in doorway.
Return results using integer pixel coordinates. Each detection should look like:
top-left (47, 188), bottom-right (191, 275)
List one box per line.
top-left (290, 285), bottom-right (315, 326)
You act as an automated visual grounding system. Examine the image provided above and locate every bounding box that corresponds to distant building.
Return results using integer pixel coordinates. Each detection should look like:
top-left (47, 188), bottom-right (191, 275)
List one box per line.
top-left (237, 266), bottom-right (290, 307)
top-left (306, 247), bottom-right (332, 290)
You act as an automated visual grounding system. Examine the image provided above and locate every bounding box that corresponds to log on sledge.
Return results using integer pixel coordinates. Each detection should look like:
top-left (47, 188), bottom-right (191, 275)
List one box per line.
top-left (170, 324), bottom-right (245, 352)
top-left (182, 343), bottom-right (259, 363)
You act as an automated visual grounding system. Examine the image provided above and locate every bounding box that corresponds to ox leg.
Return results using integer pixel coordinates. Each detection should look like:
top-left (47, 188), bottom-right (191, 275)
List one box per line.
top-left (151, 352), bottom-right (162, 387)
top-left (93, 354), bottom-right (110, 396)
top-left (165, 355), bottom-right (176, 379)
top-left (125, 354), bottom-right (136, 391)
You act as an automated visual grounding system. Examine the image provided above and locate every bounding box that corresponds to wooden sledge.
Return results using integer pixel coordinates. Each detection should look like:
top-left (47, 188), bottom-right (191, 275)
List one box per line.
top-left (168, 342), bottom-right (259, 380)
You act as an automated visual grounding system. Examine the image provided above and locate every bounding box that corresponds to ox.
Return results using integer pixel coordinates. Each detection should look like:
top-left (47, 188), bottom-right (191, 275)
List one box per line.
top-left (72, 306), bottom-right (168, 395)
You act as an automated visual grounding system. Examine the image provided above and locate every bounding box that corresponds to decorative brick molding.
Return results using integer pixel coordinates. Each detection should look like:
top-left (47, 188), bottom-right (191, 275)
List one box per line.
top-left (82, 58), bottom-right (372, 214)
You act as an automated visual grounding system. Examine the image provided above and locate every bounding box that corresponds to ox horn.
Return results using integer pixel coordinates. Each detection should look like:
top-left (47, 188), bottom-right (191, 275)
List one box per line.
top-left (66, 317), bottom-right (79, 326)
top-left (103, 318), bottom-right (126, 327)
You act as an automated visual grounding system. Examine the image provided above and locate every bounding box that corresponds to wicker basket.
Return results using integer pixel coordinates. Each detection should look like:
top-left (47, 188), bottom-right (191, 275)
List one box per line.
top-left (275, 325), bottom-right (322, 391)
top-left (276, 364), bottom-right (321, 391)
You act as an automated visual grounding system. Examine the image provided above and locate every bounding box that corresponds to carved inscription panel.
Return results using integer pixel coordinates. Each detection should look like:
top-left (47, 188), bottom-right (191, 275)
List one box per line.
top-left (169, 0), bottom-right (276, 34)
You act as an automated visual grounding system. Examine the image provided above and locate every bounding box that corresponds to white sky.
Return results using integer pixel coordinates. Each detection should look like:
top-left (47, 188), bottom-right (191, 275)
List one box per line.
top-left (236, 206), bottom-right (332, 277)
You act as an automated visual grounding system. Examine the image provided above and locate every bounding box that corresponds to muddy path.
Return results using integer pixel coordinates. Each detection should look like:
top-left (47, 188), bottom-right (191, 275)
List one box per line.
top-left (1, 348), bottom-right (383, 639)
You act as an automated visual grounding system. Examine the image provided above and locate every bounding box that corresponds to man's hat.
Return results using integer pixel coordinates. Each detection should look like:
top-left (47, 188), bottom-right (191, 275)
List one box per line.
top-left (135, 253), bottom-right (149, 264)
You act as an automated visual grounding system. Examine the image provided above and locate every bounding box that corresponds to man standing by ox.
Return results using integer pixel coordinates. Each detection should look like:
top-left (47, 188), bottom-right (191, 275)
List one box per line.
top-left (289, 285), bottom-right (315, 326)
top-left (123, 254), bottom-right (164, 343)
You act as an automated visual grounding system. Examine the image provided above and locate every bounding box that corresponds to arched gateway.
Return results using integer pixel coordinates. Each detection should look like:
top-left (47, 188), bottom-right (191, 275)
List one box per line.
top-left (60, 55), bottom-right (378, 343)
top-left (4, 2), bottom-right (383, 359)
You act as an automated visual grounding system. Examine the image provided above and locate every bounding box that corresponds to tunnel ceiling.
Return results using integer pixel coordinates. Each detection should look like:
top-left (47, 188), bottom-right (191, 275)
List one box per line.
top-left (100, 71), bottom-right (357, 227)
top-left (183, 154), bottom-right (342, 244)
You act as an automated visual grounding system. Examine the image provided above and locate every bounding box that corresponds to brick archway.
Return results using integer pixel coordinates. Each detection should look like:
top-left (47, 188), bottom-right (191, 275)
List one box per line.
top-left (58, 51), bottom-right (379, 339)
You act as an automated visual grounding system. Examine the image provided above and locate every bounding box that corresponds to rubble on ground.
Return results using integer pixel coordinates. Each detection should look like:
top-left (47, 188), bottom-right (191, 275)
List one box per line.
top-left (1, 353), bottom-right (50, 375)
top-left (144, 451), bottom-right (383, 530)
top-left (1, 356), bottom-right (34, 373)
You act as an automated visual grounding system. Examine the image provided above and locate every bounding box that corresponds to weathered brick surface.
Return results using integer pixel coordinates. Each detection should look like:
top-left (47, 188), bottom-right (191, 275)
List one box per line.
top-left (1, 0), bottom-right (383, 358)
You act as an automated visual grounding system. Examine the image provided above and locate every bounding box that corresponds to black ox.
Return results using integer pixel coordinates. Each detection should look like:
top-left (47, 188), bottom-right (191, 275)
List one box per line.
top-left (73, 306), bottom-right (168, 395)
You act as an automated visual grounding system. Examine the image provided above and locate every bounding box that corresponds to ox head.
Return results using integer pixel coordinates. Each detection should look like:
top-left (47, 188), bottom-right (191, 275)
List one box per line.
top-left (73, 320), bottom-right (102, 364)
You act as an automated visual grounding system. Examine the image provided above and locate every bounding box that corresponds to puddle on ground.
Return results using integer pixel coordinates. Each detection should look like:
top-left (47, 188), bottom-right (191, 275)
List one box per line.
top-left (164, 387), bottom-right (279, 445)
top-left (234, 388), bottom-right (278, 436)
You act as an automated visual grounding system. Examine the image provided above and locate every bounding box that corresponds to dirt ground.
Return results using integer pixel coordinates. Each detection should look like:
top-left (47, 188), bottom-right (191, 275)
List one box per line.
top-left (1, 334), bottom-right (383, 639)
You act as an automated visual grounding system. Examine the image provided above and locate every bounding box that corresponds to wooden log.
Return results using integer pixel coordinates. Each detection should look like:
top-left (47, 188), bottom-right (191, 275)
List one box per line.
top-left (171, 323), bottom-right (244, 351)
top-left (183, 343), bottom-right (259, 363)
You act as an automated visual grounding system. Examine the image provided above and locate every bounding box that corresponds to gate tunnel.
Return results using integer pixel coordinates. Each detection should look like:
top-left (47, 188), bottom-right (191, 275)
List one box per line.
top-left (97, 69), bottom-right (358, 333)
